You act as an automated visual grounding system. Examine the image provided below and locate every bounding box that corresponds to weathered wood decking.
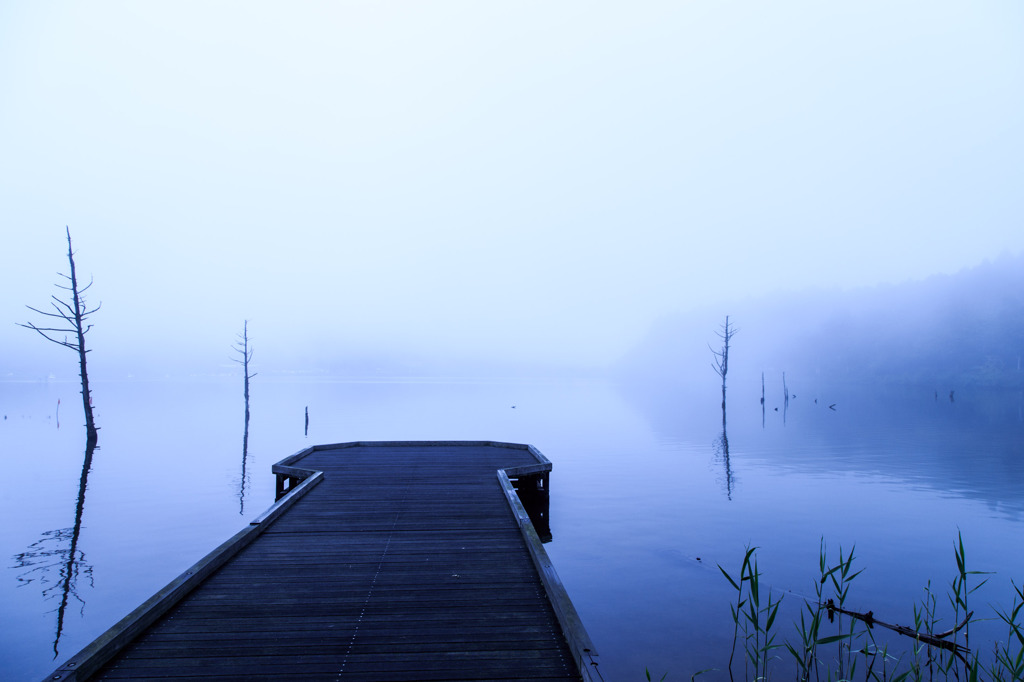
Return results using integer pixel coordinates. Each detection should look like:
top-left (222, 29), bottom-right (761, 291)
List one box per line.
top-left (48, 441), bottom-right (600, 682)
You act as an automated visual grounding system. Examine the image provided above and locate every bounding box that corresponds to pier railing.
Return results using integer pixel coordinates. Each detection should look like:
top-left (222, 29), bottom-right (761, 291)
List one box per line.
top-left (500, 465), bottom-right (603, 682)
top-left (47, 468), bottom-right (323, 682)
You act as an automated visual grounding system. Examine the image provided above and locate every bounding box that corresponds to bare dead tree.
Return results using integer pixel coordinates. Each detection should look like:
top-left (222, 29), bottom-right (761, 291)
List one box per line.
top-left (709, 316), bottom-right (738, 499)
top-left (19, 227), bottom-right (100, 447)
top-left (233, 321), bottom-right (255, 421)
top-left (710, 315), bottom-right (738, 426)
top-left (233, 321), bottom-right (256, 514)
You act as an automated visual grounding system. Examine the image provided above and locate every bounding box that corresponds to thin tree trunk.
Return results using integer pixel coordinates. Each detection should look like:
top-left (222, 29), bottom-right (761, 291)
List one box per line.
top-left (20, 227), bottom-right (100, 446)
top-left (64, 229), bottom-right (97, 447)
top-left (240, 320), bottom-right (252, 428)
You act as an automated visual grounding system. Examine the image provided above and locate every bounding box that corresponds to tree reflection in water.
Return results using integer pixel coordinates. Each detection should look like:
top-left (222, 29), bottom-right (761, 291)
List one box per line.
top-left (12, 438), bottom-right (96, 659)
top-left (234, 321), bottom-right (254, 516)
top-left (238, 425), bottom-right (251, 516)
top-left (713, 423), bottom-right (734, 501)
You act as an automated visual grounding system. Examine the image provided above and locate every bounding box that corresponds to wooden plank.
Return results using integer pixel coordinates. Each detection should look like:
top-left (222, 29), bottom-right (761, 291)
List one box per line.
top-left (48, 441), bottom-right (597, 682)
top-left (47, 471), bottom-right (324, 682)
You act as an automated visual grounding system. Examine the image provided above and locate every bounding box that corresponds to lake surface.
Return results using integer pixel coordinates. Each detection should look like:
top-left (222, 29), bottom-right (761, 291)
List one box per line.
top-left (2, 375), bottom-right (1023, 681)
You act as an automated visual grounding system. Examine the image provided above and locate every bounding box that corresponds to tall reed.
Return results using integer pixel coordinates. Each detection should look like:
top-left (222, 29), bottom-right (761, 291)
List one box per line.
top-left (711, 536), bottom-right (1022, 682)
top-left (719, 545), bottom-right (783, 681)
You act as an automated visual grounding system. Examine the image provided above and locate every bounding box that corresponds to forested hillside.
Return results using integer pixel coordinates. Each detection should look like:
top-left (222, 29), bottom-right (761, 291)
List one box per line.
top-left (618, 253), bottom-right (1024, 389)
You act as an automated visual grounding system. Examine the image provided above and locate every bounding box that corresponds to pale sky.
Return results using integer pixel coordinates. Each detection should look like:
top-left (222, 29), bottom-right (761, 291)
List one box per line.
top-left (3, 1), bottom-right (1023, 374)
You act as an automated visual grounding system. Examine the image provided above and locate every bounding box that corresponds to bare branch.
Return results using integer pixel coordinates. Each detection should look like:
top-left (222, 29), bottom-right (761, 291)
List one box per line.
top-left (50, 294), bottom-right (74, 309)
top-left (49, 297), bottom-right (77, 318)
top-left (17, 323), bottom-right (79, 350)
top-left (825, 600), bottom-right (972, 663)
top-left (19, 323), bottom-right (76, 334)
top-left (709, 343), bottom-right (727, 378)
top-left (25, 304), bottom-right (72, 322)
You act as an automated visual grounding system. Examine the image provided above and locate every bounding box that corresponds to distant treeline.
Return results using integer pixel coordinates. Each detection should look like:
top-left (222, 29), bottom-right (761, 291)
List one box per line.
top-left (795, 254), bottom-right (1024, 387)
top-left (618, 252), bottom-right (1024, 389)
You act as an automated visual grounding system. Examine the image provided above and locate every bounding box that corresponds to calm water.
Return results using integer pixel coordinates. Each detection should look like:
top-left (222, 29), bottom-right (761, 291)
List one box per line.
top-left (2, 375), bottom-right (1023, 681)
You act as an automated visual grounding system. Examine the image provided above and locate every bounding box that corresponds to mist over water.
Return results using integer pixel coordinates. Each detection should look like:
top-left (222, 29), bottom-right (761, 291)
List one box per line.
top-left (4, 3), bottom-right (1024, 380)
top-left (3, 368), bottom-right (1024, 681)
top-left (4, 3), bottom-right (1024, 679)
top-left (5, 248), bottom-right (1024, 681)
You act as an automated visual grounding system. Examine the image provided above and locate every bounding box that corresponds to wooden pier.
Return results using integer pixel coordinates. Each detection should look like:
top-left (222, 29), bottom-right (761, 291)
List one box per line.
top-left (48, 441), bottom-right (600, 681)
